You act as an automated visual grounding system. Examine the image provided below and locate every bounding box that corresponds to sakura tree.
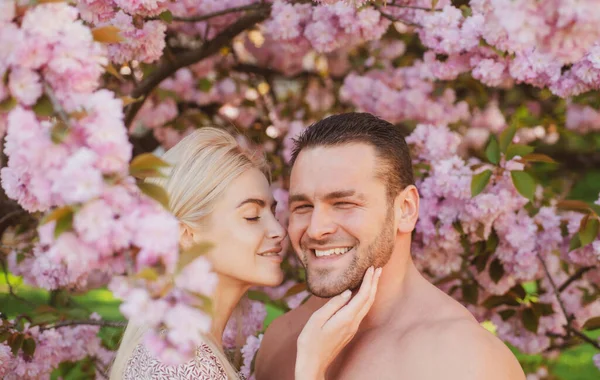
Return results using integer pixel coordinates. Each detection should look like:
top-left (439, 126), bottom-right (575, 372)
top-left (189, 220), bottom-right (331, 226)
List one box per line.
top-left (0, 0), bottom-right (599, 378)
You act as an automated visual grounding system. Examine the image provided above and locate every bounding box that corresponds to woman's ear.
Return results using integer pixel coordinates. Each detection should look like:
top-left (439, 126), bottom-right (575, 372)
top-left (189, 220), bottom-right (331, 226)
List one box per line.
top-left (394, 185), bottom-right (420, 234)
top-left (179, 223), bottom-right (195, 250)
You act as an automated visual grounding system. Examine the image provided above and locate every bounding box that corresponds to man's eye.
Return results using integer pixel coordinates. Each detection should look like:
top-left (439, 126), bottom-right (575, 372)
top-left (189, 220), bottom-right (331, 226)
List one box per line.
top-left (293, 205), bottom-right (313, 212)
top-left (335, 202), bottom-right (354, 207)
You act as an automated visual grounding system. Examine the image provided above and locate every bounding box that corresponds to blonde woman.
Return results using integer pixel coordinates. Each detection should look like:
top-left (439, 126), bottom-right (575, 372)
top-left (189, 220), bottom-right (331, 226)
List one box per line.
top-left (109, 128), bottom-right (381, 380)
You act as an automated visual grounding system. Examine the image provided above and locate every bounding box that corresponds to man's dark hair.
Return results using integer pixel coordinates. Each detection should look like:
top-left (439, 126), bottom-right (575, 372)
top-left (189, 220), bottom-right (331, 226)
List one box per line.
top-left (290, 112), bottom-right (414, 199)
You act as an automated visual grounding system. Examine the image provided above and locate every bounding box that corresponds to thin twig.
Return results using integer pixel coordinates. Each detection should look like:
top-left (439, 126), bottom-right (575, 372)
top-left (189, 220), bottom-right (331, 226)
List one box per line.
top-left (0, 209), bottom-right (24, 225)
top-left (565, 325), bottom-right (600, 350)
top-left (537, 253), bottom-right (573, 323)
top-left (40, 320), bottom-right (126, 331)
top-left (125, 6), bottom-right (271, 127)
top-left (168, 3), bottom-right (265, 23)
top-left (0, 259), bottom-right (37, 307)
top-left (43, 84), bottom-right (71, 126)
top-left (558, 266), bottom-right (595, 293)
top-left (376, 8), bottom-right (421, 27)
top-left (386, 3), bottom-right (441, 11)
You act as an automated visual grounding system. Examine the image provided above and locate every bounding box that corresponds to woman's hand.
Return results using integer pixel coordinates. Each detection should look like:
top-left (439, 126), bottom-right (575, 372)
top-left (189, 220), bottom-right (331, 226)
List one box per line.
top-left (294, 266), bottom-right (382, 380)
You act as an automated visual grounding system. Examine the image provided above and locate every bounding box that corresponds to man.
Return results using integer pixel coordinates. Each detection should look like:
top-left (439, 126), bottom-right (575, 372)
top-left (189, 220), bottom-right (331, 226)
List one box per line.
top-left (256, 113), bottom-right (525, 380)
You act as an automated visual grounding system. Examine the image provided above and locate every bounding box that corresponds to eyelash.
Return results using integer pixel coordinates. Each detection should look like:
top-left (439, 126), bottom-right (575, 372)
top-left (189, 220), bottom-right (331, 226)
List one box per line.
top-left (245, 217), bottom-right (260, 222)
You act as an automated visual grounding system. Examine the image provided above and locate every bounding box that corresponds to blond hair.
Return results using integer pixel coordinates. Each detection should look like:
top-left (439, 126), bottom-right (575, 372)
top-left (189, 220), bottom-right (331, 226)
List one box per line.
top-left (109, 127), bottom-right (265, 379)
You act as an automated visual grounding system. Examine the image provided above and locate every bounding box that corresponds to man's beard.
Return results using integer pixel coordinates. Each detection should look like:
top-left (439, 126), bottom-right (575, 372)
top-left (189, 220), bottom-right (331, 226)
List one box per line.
top-left (303, 206), bottom-right (396, 298)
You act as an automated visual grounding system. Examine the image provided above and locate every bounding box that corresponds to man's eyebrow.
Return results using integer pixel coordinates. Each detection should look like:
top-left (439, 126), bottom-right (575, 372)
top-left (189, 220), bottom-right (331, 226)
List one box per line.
top-left (323, 190), bottom-right (361, 200)
top-left (289, 190), bottom-right (365, 203)
top-left (237, 198), bottom-right (266, 208)
top-left (289, 194), bottom-right (309, 204)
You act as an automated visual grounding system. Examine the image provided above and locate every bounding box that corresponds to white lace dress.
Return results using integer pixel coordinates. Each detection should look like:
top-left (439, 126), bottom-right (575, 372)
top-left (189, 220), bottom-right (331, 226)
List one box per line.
top-left (122, 343), bottom-right (229, 380)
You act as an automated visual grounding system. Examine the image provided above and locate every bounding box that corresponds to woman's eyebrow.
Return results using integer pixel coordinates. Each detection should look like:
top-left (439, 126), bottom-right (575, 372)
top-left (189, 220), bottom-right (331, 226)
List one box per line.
top-left (237, 198), bottom-right (266, 208)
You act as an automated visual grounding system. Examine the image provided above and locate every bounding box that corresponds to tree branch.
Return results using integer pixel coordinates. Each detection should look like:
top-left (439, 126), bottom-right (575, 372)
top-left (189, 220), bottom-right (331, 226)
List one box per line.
top-left (40, 319), bottom-right (126, 331)
top-left (537, 253), bottom-right (573, 324)
top-left (565, 325), bottom-right (600, 350)
top-left (125, 6), bottom-right (271, 127)
top-left (385, 3), bottom-right (442, 11)
top-left (558, 266), bottom-right (595, 293)
top-left (168, 3), bottom-right (266, 23)
top-left (0, 259), bottom-right (37, 308)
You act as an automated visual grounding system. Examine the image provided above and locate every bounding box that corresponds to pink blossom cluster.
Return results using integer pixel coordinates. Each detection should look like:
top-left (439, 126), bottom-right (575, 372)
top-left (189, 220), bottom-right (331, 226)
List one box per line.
top-left (240, 334), bottom-right (263, 379)
top-left (0, 2), bottom-right (107, 109)
top-left (340, 66), bottom-right (470, 125)
top-left (110, 255), bottom-right (219, 365)
top-left (264, 1), bottom-right (390, 54)
top-left (168, 0), bottom-right (256, 37)
top-left (2, 315), bottom-right (103, 379)
top-left (223, 298), bottom-right (267, 350)
top-left (78, 1), bottom-right (167, 64)
top-left (565, 103), bottom-right (600, 133)
top-left (408, 123), bottom-right (600, 355)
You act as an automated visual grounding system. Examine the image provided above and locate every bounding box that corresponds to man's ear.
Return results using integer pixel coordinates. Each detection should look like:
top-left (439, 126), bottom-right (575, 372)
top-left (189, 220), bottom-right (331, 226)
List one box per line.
top-left (394, 185), bottom-right (420, 234)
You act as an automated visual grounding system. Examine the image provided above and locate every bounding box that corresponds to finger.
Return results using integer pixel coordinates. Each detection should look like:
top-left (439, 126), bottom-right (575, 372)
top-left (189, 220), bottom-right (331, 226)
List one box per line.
top-left (326, 266), bottom-right (375, 326)
top-left (307, 289), bottom-right (353, 327)
top-left (354, 267), bottom-right (381, 322)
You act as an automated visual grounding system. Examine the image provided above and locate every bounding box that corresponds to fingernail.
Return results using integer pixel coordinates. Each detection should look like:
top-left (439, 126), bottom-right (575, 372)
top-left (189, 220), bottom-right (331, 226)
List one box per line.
top-left (341, 290), bottom-right (351, 298)
top-left (376, 268), bottom-right (382, 277)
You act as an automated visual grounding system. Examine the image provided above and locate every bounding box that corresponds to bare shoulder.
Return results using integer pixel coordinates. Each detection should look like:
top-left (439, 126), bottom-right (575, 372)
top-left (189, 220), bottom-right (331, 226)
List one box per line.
top-left (386, 317), bottom-right (525, 380)
top-left (255, 297), bottom-right (320, 380)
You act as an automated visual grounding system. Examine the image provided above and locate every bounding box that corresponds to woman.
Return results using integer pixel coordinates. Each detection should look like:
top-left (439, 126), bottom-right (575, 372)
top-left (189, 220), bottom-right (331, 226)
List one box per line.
top-left (109, 127), bottom-right (381, 379)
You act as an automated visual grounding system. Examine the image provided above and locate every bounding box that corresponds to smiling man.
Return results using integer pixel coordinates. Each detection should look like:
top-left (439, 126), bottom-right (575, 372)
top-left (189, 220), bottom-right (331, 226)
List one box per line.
top-left (255, 113), bottom-right (525, 380)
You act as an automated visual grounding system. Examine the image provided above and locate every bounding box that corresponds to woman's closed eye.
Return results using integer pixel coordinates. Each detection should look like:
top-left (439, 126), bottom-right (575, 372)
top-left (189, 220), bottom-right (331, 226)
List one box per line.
top-left (244, 216), bottom-right (261, 222)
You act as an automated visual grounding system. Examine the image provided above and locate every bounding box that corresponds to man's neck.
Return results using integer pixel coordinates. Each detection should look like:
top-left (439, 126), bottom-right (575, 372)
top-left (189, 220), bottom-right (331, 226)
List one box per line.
top-left (358, 240), bottom-right (425, 330)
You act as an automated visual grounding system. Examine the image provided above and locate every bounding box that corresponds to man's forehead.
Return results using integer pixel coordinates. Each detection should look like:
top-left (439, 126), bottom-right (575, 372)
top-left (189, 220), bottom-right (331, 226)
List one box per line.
top-left (289, 144), bottom-right (380, 194)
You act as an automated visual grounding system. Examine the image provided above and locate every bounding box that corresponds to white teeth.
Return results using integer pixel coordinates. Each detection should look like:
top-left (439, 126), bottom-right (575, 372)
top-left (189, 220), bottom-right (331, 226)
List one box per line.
top-left (314, 247), bottom-right (352, 257)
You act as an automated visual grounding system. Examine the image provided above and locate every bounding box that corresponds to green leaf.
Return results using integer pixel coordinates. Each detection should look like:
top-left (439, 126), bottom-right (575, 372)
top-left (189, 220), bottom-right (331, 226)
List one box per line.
top-left (485, 136), bottom-right (500, 164)
top-left (284, 282), bottom-right (307, 298)
top-left (506, 144), bottom-right (534, 160)
top-left (471, 170), bottom-right (493, 197)
top-left (50, 120), bottom-right (69, 144)
top-left (489, 258), bottom-right (505, 284)
top-left (54, 209), bottom-right (74, 238)
top-left (9, 333), bottom-right (24, 356)
top-left (0, 330), bottom-right (10, 343)
top-left (499, 309), bottom-right (516, 321)
top-left (41, 206), bottom-right (74, 225)
top-left (177, 242), bottom-right (214, 271)
top-left (461, 283), bottom-right (479, 305)
top-left (522, 308), bottom-right (539, 333)
top-left (520, 153), bottom-right (557, 164)
top-left (22, 337), bottom-right (36, 360)
top-left (569, 233), bottom-right (582, 252)
top-left (92, 25), bottom-right (123, 43)
top-left (137, 182), bottom-right (170, 209)
top-left (510, 171), bottom-right (535, 200)
top-left (473, 252), bottom-right (491, 273)
top-left (33, 95), bottom-right (54, 117)
top-left (499, 123), bottom-right (517, 153)
top-left (579, 217), bottom-right (599, 248)
top-left (0, 97), bottom-right (17, 112)
top-left (129, 153), bottom-right (170, 179)
top-left (590, 204), bottom-right (600, 217)
top-left (482, 295), bottom-right (520, 309)
top-left (582, 316), bottom-right (600, 331)
top-left (158, 10), bottom-right (173, 23)
top-left (509, 284), bottom-right (527, 300)
top-left (531, 302), bottom-right (554, 317)
top-left (197, 78), bottom-right (212, 93)
top-left (556, 200), bottom-right (594, 212)
top-left (485, 230), bottom-right (499, 253)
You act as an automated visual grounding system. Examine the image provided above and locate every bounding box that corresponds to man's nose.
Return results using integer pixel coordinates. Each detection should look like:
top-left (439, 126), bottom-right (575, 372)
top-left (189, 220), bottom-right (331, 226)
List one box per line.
top-left (306, 206), bottom-right (336, 240)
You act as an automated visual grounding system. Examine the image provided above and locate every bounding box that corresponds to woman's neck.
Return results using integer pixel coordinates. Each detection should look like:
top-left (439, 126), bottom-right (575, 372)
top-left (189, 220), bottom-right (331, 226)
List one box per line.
top-left (208, 274), bottom-right (250, 348)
